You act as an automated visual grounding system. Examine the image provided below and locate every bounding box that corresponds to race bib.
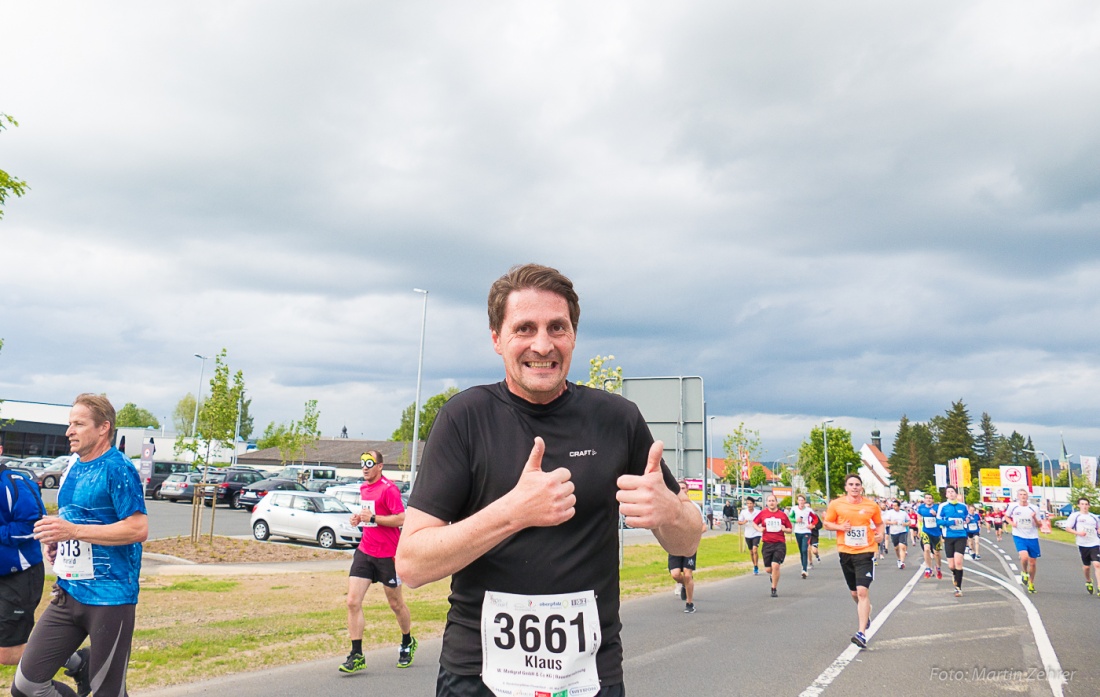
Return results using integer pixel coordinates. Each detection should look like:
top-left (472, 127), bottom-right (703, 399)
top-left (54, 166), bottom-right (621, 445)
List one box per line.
top-left (765, 517), bottom-right (783, 533)
top-left (482, 590), bottom-right (602, 697)
top-left (54, 540), bottom-right (94, 579)
top-left (844, 526), bottom-right (868, 547)
top-left (1015, 516), bottom-right (1033, 532)
top-left (967, 522), bottom-right (979, 532)
top-left (794, 520), bottom-right (809, 533)
top-left (950, 518), bottom-right (965, 530)
top-left (360, 499), bottom-right (376, 527)
top-left (923, 516), bottom-right (938, 529)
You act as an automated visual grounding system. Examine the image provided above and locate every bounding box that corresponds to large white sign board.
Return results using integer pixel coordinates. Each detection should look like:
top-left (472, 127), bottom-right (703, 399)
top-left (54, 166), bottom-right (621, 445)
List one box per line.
top-left (621, 376), bottom-right (705, 481)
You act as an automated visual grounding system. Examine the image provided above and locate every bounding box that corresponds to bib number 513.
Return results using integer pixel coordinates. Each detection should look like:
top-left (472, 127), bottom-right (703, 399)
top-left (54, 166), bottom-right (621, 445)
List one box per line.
top-left (57, 540), bottom-right (83, 558)
top-left (493, 613), bottom-right (586, 654)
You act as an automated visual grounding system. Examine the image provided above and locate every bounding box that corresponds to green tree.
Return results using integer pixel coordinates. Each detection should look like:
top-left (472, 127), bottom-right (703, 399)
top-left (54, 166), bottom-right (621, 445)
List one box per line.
top-left (0, 115), bottom-right (28, 220)
top-left (748, 463), bottom-right (768, 488)
top-left (173, 393), bottom-right (198, 436)
top-left (974, 412), bottom-right (998, 471)
top-left (888, 415), bottom-right (915, 493)
top-left (198, 349), bottom-right (250, 448)
top-left (797, 425), bottom-right (860, 500)
top-left (932, 399), bottom-right (975, 464)
top-left (116, 403), bottom-right (161, 429)
top-left (259, 400), bottom-right (321, 465)
top-left (721, 422), bottom-right (765, 487)
top-left (577, 354), bottom-right (623, 392)
top-left (992, 431), bottom-right (1038, 472)
top-left (391, 387), bottom-right (460, 441)
top-left (1069, 483), bottom-right (1099, 510)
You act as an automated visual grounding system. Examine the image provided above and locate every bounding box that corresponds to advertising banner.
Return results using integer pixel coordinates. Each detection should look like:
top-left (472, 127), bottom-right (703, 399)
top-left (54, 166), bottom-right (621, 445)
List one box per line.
top-left (1081, 456), bottom-right (1098, 486)
top-left (1000, 465), bottom-right (1030, 498)
top-left (934, 463), bottom-right (947, 489)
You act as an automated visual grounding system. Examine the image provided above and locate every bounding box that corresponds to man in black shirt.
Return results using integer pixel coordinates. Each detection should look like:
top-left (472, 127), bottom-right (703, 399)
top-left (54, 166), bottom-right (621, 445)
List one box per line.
top-left (397, 263), bottom-right (703, 697)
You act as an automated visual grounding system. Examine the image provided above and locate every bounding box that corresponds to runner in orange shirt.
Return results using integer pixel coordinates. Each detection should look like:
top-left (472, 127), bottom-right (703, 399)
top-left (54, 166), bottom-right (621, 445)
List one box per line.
top-left (824, 473), bottom-right (884, 649)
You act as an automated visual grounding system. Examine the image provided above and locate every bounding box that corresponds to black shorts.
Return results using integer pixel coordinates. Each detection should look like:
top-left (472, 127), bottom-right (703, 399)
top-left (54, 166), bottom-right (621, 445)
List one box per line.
top-left (668, 554), bottom-right (697, 571)
top-left (348, 549), bottom-right (400, 587)
top-left (0, 563), bottom-right (44, 648)
top-left (1079, 546), bottom-right (1100, 566)
top-left (839, 552), bottom-right (875, 591)
top-left (809, 530), bottom-right (820, 544)
top-left (967, 530), bottom-right (980, 539)
top-left (746, 536), bottom-right (761, 549)
top-left (890, 532), bottom-right (908, 547)
top-left (944, 537), bottom-right (969, 557)
top-left (762, 541), bottom-right (787, 567)
top-left (921, 532), bottom-right (942, 552)
top-left (436, 666), bottom-right (623, 697)
top-left (993, 522), bottom-right (1003, 530)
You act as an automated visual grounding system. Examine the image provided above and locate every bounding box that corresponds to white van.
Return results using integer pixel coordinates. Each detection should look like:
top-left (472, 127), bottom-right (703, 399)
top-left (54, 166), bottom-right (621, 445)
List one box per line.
top-left (273, 465), bottom-right (339, 491)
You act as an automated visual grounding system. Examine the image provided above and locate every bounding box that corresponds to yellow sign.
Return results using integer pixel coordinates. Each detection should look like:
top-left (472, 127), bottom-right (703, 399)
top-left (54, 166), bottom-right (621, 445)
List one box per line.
top-left (958, 458), bottom-right (971, 483)
top-left (979, 468), bottom-right (1000, 488)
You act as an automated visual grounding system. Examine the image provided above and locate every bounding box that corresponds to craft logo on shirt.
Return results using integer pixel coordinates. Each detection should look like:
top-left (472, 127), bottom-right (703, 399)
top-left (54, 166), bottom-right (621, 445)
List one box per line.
top-left (569, 450), bottom-right (597, 458)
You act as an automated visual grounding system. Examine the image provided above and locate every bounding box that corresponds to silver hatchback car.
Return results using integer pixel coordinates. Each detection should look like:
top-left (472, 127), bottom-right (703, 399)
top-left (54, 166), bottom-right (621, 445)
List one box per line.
top-left (250, 491), bottom-right (361, 549)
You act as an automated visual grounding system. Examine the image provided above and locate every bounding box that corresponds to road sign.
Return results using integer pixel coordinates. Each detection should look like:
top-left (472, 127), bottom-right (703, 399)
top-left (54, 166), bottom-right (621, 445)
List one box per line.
top-left (621, 376), bottom-right (705, 481)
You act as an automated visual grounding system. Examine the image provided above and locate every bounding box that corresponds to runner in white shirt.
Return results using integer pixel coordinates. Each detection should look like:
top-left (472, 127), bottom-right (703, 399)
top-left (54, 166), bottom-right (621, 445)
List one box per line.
top-left (738, 498), bottom-right (763, 575)
top-left (1005, 488), bottom-right (1045, 593)
top-left (1064, 497), bottom-right (1100, 597)
top-left (790, 495), bottom-right (816, 579)
top-left (882, 500), bottom-right (909, 569)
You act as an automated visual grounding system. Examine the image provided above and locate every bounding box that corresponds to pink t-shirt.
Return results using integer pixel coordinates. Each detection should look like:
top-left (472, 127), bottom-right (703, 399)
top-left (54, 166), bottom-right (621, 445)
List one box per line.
top-left (357, 476), bottom-right (405, 559)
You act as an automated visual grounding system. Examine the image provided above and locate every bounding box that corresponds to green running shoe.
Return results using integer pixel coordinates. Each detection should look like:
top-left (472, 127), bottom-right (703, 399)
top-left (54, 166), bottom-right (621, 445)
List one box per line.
top-left (339, 652), bottom-right (366, 674)
top-left (398, 637), bottom-right (418, 668)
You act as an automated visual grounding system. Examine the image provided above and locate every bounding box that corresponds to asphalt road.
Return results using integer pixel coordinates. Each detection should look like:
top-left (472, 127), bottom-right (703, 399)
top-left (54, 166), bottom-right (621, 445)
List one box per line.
top-left (136, 531), bottom-right (1098, 697)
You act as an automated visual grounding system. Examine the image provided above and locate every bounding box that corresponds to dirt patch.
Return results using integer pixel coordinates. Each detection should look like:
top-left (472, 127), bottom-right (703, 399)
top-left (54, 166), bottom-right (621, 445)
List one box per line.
top-left (144, 535), bottom-right (349, 564)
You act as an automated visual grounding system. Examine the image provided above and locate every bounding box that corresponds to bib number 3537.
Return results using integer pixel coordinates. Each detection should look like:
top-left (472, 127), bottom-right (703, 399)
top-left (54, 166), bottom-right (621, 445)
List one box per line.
top-left (482, 590), bottom-right (601, 697)
top-left (54, 540), bottom-right (94, 579)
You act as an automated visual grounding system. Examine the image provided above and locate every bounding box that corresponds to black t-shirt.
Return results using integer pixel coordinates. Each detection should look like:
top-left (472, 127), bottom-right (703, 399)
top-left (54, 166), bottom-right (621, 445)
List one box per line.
top-left (407, 381), bottom-right (676, 684)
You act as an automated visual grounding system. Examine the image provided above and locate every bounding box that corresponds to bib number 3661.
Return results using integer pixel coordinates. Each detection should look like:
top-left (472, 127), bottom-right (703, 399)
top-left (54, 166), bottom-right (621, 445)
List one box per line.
top-left (54, 540), bottom-right (94, 579)
top-left (482, 590), bottom-right (601, 697)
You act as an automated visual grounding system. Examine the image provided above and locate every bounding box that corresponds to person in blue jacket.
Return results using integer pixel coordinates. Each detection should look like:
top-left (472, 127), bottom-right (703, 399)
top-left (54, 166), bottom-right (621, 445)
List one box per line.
top-left (917, 493), bottom-right (943, 580)
top-left (0, 445), bottom-right (46, 667)
top-left (937, 486), bottom-right (970, 597)
top-left (965, 504), bottom-right (983, 560)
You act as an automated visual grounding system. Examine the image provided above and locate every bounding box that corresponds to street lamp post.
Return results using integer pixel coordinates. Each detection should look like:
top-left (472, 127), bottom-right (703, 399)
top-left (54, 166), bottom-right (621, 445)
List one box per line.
top-left (823, 418), bottom-right (835, 502)
top-left (191, 354), bottom-right (208, 447)
top-left (409, 288), bottom-right (429, 488)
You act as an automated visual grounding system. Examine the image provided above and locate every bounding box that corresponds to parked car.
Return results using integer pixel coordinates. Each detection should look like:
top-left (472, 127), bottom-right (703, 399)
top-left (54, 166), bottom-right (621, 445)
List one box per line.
top-left (18, 457), bottom-right (56, 468)
top-left (271, 465), bottom-right (339, 492)
top-left (202, 467), bottom-right (269, 509)
top-left (3, 466), bottom-right (42, 490)
top-left (143, 461), bottom-right (193, 499)
top-left (250, 491), bottom-right (360, 549)
top-left (27, 460), bottom-right (68, 489)
top-left (327, 483), bottom-right (411, 510)
top-left (237, 479), bottom-right (308, 513)
top-left (0, 456), bottom-right (25, 467)
top-left (161, 472), bottom-right (226, 503)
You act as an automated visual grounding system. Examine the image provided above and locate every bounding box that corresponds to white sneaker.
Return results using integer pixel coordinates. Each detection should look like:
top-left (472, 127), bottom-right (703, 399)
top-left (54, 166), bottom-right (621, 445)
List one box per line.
top-left (674, 583), bottom-right (683, 598)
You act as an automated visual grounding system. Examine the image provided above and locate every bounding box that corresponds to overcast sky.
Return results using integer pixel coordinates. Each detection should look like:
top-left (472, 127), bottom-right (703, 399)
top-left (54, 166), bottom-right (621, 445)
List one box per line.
top-left (2, 1), bottom-right (1098, 463)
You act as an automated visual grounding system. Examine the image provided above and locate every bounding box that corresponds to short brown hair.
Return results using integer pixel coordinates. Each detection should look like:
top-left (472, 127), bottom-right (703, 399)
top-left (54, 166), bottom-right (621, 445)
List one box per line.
top-left (487, 264), bottom-right (580, 335)
top-left (73, 393), bottom-right (117, 440)
top-left (843, 473), bottom-right (863, 485)
top-left (367, 450), bottom-right (383, 465)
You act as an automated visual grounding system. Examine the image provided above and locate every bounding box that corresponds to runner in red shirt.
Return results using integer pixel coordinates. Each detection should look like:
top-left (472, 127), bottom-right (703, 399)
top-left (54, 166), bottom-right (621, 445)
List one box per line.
top-left (753, 494), bottom-right (792, 598)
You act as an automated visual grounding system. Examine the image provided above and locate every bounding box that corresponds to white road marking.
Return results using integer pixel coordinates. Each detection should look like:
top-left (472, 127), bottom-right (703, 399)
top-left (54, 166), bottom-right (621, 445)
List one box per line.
top-left (798, 568), bottom-right (922, 697)
top-left (967, 567), bottom-right (1066, 697)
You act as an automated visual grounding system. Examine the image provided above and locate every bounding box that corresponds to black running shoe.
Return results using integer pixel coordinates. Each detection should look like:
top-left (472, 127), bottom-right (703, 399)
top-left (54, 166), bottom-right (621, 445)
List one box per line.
top-left (64, 648), bottom-right (92, 697)
top-left (770, 588), bottom-right (777, 598)
top-left (684, 603), bottom-right (696, 613)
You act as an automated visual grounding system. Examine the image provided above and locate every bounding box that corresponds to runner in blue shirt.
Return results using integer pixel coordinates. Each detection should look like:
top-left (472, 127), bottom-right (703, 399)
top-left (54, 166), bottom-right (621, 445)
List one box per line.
top-left (917, 493), bottom-right (943, 580)
top-left (937, 486), bottom-right (969, 597)
top-left (965, 504), bottom-right (983, 560)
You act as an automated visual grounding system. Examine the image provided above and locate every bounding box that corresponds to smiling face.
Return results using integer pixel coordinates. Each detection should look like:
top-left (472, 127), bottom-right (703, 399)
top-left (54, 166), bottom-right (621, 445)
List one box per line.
top-left (66, 403), bottom-right (112, 461)
top-left (492, 288), bottom-right (576, 405)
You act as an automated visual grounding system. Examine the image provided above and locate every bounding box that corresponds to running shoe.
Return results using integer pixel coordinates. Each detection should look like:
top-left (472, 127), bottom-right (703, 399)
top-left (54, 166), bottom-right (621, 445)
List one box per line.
top-left (1027, 581), bottom-right (1036, 594)
top-left (936, 567), bottom-right (942, 580)
top-left (753, 566), bottom-right (759, 575)
top-left (339, 652), bottom-right (366, 674)
top-left (900, 562), bottom-right (905, 570)
top-left (680, 584), bottom-right (686, 601)
top-left (808, 563), bottom-right (814, 570)
top-left (770, 588), bottom-right (777, 598)
top-left (954, 587), bottom-right (962, 597)
top-left (815, 551), bottom-right (821, 562)
top-left (851, 631), bottom-right (867, 649)
top-left (1021, 571), bottom-right (1029, 586)
top-left (974, 554), bottom-right (981, 560)
top-left (923, 568), bottom-right (932, 579)
top-left (684, 603), bottom-right (696, 613)
top-left (64, 648), bottom-right (91, 697)
top-left (801, 570), bottom-right (808, 579)
top-left (397, 637), bottom-right (418, 668)
top-left (1087, 582), bottom-right (1094, 595)
top-left (673, 582), bottom-right (683, 598)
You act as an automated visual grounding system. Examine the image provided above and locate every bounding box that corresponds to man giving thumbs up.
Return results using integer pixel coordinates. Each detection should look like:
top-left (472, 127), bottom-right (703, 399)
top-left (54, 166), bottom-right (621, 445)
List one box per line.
top-left (398, 264), bottom-right (703, 697)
